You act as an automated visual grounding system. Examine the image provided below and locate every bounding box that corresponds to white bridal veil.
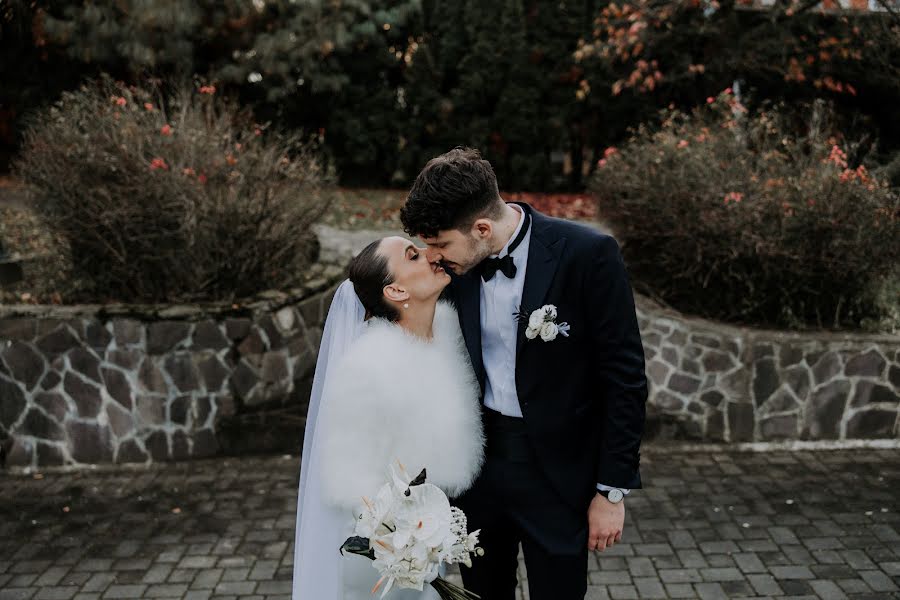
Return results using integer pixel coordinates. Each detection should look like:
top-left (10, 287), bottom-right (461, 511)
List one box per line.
top-left (292, 279), bottom-right (367, 600)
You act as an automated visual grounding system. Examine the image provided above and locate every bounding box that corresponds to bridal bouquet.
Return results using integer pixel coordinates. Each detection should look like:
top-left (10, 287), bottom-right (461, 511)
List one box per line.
top-left (340, 462), bottom-right (484, 599)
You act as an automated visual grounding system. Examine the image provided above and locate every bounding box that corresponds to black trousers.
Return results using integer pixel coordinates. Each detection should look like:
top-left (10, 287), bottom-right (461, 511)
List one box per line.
top-left (456, 411), bottom-right (589, 600)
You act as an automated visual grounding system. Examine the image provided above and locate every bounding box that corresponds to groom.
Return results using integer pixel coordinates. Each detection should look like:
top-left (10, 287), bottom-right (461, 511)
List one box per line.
top-left (400, 148), bottom-right (647, 599)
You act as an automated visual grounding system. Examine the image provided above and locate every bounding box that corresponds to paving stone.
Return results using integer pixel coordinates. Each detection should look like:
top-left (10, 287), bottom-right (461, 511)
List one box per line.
top-left (859, 569), bottom-right (899, 592)
top-left (748, 573), bottom-right (783, 595)
top-left (0, 589), bottom-right (37, 600)
top-left (212, 582), bottom-right (255, 596)
top-left (632, 577), bottom-right (665, 598)
top-left (100, 585), bottom-right (147, 599)
top-left (809, 579), bottom-right (849, 599)
top-left (3, 449), bottom-right (900, 600)
top-left (694, 582), bottom-right (728, 600)
top-left (607, 585), bottom-right (637, 600)
top-left (34, 589), bottom-right (78, 600)
top-left (144, 585), bottom-right (189, 598)
top-left (699, 567), bottom-right (743, 581)
top-left (771, 565), bottom-right (815, 579)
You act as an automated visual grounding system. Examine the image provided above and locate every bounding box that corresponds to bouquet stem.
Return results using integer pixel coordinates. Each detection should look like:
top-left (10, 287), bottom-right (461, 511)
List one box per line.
top-left (430, 577), bottom-right (481, 599)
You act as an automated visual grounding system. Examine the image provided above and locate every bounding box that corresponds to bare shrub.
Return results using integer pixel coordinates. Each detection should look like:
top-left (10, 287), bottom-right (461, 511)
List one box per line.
top-left (593, 94), bottom-right (899, 331)
top-left (15, 76), bottom-right (333, 303)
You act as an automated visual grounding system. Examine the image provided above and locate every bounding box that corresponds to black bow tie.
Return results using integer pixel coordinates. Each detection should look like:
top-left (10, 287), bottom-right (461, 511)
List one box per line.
top-left (480, 255), bottom-right (516, 281)
top-left (478, 209), bottom-right (531, 282)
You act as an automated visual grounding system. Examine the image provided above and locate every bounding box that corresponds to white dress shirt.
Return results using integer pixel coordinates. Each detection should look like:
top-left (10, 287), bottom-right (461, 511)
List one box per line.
top-left (480, 205), bottom-right (530, 418)
top-left (477, 205), bottom-right (628, 496)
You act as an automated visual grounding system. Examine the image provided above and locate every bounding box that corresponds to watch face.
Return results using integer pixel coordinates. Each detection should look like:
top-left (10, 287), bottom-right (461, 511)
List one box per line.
top-left (608, 489), bottom-right (624, 503)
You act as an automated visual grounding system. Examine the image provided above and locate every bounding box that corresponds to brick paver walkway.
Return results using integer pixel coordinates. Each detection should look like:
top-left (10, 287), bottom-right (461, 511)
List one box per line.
top-left (1, 448), bottom-right (898, 600)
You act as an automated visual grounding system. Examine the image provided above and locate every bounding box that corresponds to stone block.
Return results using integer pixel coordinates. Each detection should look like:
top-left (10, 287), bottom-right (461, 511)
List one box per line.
top-left (35, 392), bottom-right (69, 422)
top-left (700, 390), bottom-right (724, 408)
top-left (1, 341), bottom-right (45, 390)
top-left (759, 413), bottom-right (798, 440)
top-left (259, 315), bottom-right (285, 350)
top-left (783, 366), bottom-right (811, 400)
top-left (803, 380), bottom-right (850, 440)
top-left (706, 409), bottom-right (725, 441)
top-left (702, 351), bottom-right (734, 372)
top-left (138, 359), bottom-right (168, 394)
top-left (197, 356), bottom-right (229, 392)
top-left (20, 408), bottom-right (65, 441)
top-left (35, 325), bottom-right (80, 354)
top-left (106, 402), bottom-right (134, 438)
top-left (112, 319), bottom-right (143, 345)
top-left (68, 348), bottom-right (102, 383)
top-left (654, 390), bottom-right (683, 412)
top-left (37, 442), bottom-right (66, 466)
top-left (845, 349), bottom-right (887, 377)
top-left (812, 352), bottom-right (842, 384)
top-left (0, 318), bottom-right (36, 341)
top-left (237, 328), bottom-right (266, 355)
top-left (147, 321), bottom-right (190, 354)
top-left (215, 395), bottom-right (236, 418)
top-left (164, 354), bottom-right (200, 393)
top-left (172, 430), bottom-right (191, 460)
top-left (224, 318), bottom-right (252, 340)
top-left (763, 388), bottom-right (799, 414)
top-left (753, 358), bottom-right (779, 406)
top-left (136, 396), bottom-right (165, 426)
top-left (66, 421), bottom-right (113, 463)
top-left (64, 373), bottom-right (102, 418)
top-left (108, 349), bottom-right (141, 370)
top-left (102, 367), bottom-right (134, 410)
top-left (116, 439), bottom-right (149, 463)
top-left (846, 409), bottom-right (896, 438)
top-left (144, 430), bottom-right (169, 460)
top-left (779, 345), bottom-right (805, 368)
top-left (84, 322), bottom-right (113, 351)
top-left (726, 402), bottom-right (754, 442)
top-left (890, 365), bottom-right (900, 389)
top-left (275, 307), bottom-right (297, 332)
top-left (230, 360), bottom-right (259, 401)
top-left (670, 373), bottom-right (701, 395)
top-left (39, 370), bottom-right (61, 390)
top-left (850, 380), bottom-right (897, 408)
top-left (5, 436), bottom-right (34, 466)
top-left (170, 396), bottom-right (191, 426)
top-left (191, 321), bottom-right (229, 351)
top-left (194, 397), bottom-right (213, 427)
top-left (261, 351), bottom-right (289, 383)
top-left (0, 377), bottom-right (25, 430)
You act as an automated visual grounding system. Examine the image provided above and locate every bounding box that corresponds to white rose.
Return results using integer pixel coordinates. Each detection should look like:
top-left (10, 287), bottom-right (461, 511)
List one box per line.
top-left (528, 310), bottom-right (545, 329)
top-left (541, 305), bottom-right (558, 320)
top-left (540, 322), bottom-right (559, 342)
top-left (525, 325), bottom-right (540, 340)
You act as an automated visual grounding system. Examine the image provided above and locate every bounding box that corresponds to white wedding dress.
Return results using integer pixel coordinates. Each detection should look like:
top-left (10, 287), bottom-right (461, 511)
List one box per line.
top-left (292, 282), bottom-right (485, 600)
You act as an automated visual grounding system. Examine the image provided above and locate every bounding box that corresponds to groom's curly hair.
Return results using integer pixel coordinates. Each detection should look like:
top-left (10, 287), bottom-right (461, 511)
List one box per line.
top-left (401, 147), bottom-right (504, 238)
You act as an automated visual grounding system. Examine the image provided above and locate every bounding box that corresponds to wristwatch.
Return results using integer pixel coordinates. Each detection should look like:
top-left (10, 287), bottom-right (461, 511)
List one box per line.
top-left (599, 488), bottom-right (625, 504)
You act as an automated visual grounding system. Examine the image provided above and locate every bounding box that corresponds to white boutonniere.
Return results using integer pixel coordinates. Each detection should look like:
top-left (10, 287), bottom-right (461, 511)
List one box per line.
top-left (517, 304), bottom-right (570, 342)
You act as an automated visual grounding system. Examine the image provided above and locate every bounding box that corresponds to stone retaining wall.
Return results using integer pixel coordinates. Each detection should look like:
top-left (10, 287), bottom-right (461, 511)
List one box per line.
top-left (637, 297), bottom-right (899, 442)
top-left (0, 274), bottom-right (342, 468)
top-left (1, 277), bottom-right (897, 467)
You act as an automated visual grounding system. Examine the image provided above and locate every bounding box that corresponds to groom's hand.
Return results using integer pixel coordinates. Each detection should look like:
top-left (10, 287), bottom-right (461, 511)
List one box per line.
top-left (587, 493), bottom-right (625, 551)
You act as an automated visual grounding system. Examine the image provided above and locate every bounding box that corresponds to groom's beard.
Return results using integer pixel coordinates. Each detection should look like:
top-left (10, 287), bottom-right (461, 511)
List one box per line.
top-left (440, 260), bottom-right (467, 276)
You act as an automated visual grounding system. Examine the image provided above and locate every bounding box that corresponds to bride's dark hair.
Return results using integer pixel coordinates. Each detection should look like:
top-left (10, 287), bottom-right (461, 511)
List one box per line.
top-left (348, 239), bottom-right (400, 322)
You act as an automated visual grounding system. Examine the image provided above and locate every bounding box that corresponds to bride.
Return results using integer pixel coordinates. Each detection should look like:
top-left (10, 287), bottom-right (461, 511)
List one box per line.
top-left (291, 236), bottom-right (485, 599)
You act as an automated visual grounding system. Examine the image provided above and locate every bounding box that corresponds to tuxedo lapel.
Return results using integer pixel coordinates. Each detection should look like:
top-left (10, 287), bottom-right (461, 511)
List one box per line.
top-left (516, 208), bottom-right (566, 357)
top-left (455, 271), bottom-right (486, 392)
